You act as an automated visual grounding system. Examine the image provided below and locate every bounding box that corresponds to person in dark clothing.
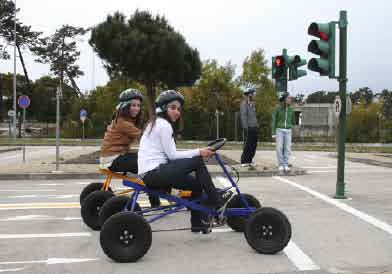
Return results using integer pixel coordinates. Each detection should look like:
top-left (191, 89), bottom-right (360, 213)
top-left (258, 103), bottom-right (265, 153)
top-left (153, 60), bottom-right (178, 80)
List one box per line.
top-left (240, 87), bottom-right (259, 167)
top-left (138, 90), bottom-right (230, 233)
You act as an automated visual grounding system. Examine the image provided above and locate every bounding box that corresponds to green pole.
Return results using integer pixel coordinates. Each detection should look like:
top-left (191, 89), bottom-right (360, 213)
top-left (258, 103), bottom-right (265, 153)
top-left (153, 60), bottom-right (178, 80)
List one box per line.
top-left (335, 10), bottom-right (348, 199)
top-left (282, 48), bottom-right (288, 93)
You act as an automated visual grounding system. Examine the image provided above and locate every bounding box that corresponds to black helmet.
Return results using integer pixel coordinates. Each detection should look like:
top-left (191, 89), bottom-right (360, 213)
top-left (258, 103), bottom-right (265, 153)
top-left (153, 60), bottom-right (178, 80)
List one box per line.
top-left (155, 90), bottom-right (184, 111)
top-left (116, 88), bottom-right (143, 110)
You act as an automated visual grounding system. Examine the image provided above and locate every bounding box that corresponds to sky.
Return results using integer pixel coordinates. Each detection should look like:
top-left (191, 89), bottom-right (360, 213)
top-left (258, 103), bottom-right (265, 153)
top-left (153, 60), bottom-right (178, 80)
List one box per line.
top-left (0, 0), bottom-right (391, 96)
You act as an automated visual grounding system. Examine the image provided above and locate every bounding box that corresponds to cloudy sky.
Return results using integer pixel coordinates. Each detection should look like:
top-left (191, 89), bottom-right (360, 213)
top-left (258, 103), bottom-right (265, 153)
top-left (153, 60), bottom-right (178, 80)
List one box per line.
top-left (0, 0), bottom-right (391, 95)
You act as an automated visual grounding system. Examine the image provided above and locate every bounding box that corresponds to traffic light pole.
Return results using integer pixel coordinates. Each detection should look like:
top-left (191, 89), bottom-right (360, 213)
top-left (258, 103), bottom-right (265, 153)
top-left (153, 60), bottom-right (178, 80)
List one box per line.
top-left (335, 10), bottom-right (348, 199)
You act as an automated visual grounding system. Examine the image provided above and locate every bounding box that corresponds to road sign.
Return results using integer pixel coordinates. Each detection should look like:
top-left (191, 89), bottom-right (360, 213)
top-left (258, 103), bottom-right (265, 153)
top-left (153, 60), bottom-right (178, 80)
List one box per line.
top-left (18, 95), bottom-right (30, 109)
top-left (80, 109), bottom-right (87, 123)
top-left (7, 110), bottom-right (15, 117)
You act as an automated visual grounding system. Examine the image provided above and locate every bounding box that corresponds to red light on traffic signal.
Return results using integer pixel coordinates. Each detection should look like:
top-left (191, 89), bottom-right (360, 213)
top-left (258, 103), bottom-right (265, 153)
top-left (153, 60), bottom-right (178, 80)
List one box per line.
top-left (319, 31), bottom-right (328, 41)
top-left (275, 57), bottom-right (282, 66)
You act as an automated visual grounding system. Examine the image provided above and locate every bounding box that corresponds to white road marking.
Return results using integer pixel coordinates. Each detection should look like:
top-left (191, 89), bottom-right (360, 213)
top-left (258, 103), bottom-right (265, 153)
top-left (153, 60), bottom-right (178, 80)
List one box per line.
top-left (0, 268), bottom-right (25, 272)
top-left (38, 183), bottom-right (64, 186)
top-left (212, 228), bottom-right (233, 233)
top-left (0, 190), bottom-right (56, 192)
top-left (0, 202), bottom-right (80, 210)
top-left (283, 241), bottom-right (320, 271)
top-left (0, 232), bottom-right (91, 239)
top-left (6, 194), bottom-right (78, 199)
top-left (0, 215), bottom-right (81, 222)
top-left (0, 257), bottom-right (98, 265)
top-left (274, 176), bottom-right (392, 235)
top-left (75, 182), bottom-right (92, 185)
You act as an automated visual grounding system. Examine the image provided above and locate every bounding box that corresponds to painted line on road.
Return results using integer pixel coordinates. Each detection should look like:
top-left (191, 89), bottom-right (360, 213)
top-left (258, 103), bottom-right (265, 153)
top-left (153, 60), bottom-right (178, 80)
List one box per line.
top-left (0, 232), bottom-right (91, 239)
top-left (274, 176), bottom-right (392, 235)
top-left (0, 215), bottom-right (81, 222)
top-left (0, 202), bottom-right (80, 210)
top-left (284, 241), bottom-right (320, 271)
top-left (0, 268), bottom-right (25, 272)
top-left (38, 183), bottom-right (65, 186)
top-left (0, 189), bottom-right (56, 192)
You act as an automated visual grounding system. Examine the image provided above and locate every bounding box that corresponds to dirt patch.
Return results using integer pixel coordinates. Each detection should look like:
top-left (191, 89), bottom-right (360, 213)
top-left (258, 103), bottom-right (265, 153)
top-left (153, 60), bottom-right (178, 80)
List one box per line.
top-left (62, 150), bottom-right (239, 165)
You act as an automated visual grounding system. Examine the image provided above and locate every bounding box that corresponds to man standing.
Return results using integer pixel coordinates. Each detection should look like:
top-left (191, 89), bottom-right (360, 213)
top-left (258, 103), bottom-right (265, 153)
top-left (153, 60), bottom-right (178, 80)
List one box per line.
top-left (271, 92), bottom-right (295, 172)
top-left (240, 87), bottom-right (259, 167)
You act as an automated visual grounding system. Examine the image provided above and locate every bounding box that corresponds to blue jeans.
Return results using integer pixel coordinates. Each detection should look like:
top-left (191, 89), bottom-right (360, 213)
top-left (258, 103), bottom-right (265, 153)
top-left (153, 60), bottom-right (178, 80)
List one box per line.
top-left (276, 128), bottom-right (292, 167)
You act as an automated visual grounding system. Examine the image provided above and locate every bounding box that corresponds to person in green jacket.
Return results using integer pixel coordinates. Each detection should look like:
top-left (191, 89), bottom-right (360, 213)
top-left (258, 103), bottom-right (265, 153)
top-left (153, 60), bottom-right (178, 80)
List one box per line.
top-left (271, 92), bottom-right (295, 172)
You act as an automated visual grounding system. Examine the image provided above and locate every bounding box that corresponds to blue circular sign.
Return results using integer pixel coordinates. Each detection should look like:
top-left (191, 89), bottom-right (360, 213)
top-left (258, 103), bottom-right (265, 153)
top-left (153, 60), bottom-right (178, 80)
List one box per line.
top-left (18, 95), bottom-right (30, 109)
top-left (80, 109), bottom-right (88, 117)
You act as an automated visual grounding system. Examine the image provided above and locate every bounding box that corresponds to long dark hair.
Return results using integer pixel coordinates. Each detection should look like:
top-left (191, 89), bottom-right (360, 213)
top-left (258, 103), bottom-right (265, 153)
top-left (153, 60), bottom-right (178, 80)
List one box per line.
top-left (113, 101), bottom-right (143, 129)
top-left (146, 111), bottom-right (183, 138)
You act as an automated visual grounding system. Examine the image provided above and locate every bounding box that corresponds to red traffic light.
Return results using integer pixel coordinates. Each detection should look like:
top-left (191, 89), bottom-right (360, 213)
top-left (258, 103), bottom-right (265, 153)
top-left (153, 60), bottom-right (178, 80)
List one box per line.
top-left (275, 57), bottom-right (284, 67)
top-left (319, 31), bottom-right (328, 41)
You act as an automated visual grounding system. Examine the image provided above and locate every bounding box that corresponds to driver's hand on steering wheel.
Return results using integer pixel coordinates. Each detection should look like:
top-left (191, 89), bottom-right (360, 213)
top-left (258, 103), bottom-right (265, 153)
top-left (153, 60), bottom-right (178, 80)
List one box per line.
top-left (199, 147), bottom-right (215, 160)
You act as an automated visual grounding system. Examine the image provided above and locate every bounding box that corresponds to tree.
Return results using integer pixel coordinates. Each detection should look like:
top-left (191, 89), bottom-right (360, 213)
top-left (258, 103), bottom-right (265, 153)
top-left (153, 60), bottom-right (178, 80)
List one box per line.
top-left (350, 87), bottom-right (373, 105)
top-left (0, 0), bottom-right (42, 85)
top-left (294, 94), bottom-right (305, 104)
top-left (32, 25), bottom-right (87, 96)
top-left (380, 89), bottom-right (392, 120)
top-left (89, 10), bottom-right (201, 113)
top-left (306, 90), bottom-right (337, 103)
top-left (238, 49), bottom-right (270, 89)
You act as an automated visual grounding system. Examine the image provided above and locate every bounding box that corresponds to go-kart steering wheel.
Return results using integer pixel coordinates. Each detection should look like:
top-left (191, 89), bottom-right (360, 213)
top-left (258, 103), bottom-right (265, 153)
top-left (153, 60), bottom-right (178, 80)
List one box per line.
top-left (207, 138), bottom-right (226, 152)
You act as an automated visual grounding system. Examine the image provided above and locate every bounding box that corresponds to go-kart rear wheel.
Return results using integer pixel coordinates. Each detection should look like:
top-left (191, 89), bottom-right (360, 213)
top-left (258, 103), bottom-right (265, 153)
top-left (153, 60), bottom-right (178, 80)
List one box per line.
top-left (99, 195), bottom-right (141, 227)
top-left (81, 190), bottom-right (114, 230)
top-left (79, 182), bottom-right (112, 205)
top-left (226, 194), bottom-right (261, 232)
top-left (244, 207), bottom-right (291, 254)
top-left (100, 211), bottom-right (152, 262)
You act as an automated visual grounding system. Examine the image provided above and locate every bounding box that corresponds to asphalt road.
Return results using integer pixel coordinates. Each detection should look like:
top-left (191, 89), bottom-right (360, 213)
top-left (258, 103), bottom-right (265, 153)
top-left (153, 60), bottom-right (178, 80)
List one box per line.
top-left (0, 152), bottom-right (391, 274)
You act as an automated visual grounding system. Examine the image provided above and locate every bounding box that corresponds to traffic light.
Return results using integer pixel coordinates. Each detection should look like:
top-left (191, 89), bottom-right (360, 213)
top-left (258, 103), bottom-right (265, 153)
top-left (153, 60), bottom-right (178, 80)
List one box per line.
top-left (307, 22), bottom-right (336, 78)
top-left (288, 55), bottom-right (307, 80)
top-left (272, 55), bottom-right (286, 79)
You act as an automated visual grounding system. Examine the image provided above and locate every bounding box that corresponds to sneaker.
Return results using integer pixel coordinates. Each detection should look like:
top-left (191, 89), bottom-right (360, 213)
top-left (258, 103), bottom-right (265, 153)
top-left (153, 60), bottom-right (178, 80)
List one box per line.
top-left (284, 166), bottom-right (291, 172)
top-left (278, 166), bottom-right (284, 172)
top-left (241, 163), bottom-right (250, 167)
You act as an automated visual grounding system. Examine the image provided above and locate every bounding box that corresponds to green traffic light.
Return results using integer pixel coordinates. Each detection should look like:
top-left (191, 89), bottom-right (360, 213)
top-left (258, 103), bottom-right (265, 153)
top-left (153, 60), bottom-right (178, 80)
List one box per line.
top-left (289, 55), bottom-right (307, 80)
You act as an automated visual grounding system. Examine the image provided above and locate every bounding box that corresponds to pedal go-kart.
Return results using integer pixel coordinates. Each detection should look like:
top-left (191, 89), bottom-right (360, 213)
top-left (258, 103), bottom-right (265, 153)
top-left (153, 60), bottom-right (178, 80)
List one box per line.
top-left (97, 138), bottom-right (292, 262)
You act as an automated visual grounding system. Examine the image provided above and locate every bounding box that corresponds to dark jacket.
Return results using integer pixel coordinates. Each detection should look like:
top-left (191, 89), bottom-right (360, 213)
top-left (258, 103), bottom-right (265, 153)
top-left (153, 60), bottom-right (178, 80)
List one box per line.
top-left (240, 100), bottom-right (258, 129)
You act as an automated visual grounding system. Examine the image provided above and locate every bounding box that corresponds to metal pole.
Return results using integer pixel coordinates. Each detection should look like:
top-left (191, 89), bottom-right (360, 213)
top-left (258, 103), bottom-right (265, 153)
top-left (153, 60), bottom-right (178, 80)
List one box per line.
top-left (12, 0), bottom-right (17, 139)
top-left (56, 85), bottom-right (60, 171)
top-left (215, 110), bottom-right (219, 139)
top-left (335, 10), bottom-right (348, 199)
top-left (82, 121), bottom-right (85, 142)
top-left (22, 108), bottom-right (25, 135)
top-left (234, 112), bottom-right (238, 141)
top-left (22, 144), bottom-right (25, 163)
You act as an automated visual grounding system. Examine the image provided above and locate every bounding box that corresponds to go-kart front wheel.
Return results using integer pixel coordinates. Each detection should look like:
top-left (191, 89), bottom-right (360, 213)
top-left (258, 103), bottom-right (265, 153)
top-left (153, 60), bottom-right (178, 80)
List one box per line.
top-left (100, 211), bottom-right (152, 262)
top-left (244, 207), bottom-right (291, 254)
top-left (81, 190), bottom-right (114, 230)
